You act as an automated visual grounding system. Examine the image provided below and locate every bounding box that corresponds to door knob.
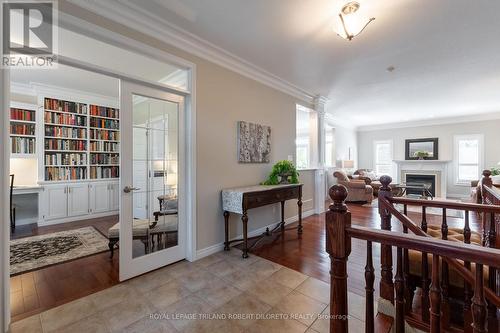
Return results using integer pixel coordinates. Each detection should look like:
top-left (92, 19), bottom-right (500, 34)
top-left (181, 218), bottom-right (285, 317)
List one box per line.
top-left (123, 186), bottom-right (140, 193)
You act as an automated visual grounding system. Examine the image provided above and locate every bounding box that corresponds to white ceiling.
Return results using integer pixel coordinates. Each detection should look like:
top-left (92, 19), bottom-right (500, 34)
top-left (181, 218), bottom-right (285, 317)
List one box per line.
top-left (117, 0), bottom-right (500, 127)
top-left (11, 63), bottom-right (119, 98)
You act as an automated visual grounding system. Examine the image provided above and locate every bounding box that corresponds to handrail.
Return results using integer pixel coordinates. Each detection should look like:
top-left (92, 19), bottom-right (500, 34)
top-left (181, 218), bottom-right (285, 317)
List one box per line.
top-left (346, 225), bottom-right (500, 268)
top-left (388, 196), bottom-right (500, 213)
top-left (379, 195), bottom-right (500, 307)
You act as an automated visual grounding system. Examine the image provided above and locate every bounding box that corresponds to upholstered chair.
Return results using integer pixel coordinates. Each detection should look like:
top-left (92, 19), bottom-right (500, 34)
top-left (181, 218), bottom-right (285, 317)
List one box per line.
top-left (333, 170), bottom-right (374, 203)
top-left (353, 169), bottom-right (382, 196)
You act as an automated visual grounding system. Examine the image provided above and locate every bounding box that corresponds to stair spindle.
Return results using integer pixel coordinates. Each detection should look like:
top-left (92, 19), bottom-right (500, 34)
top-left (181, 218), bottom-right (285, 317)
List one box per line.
top-left (487, 212), bottom-right (498, 333)
top-left (441, 209), bottom-right (451, 331)
top-left (421, 206), bottom-right (430, 323)
top-left (395, 247), bottom-right (405, 333)
top-left (463, 211), bottom-right (473, 332)
top-left (472, 264), bottom-right (487, 333)
top-left (365, 241), bottom-right (375, 333)
top-left (402, 205), bottom-right (413, 314)
top-left (430, 254), bottom-right (441, 333)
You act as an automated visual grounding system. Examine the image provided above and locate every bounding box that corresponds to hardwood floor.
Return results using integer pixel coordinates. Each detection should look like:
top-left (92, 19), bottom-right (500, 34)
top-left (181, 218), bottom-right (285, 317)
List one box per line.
top-left (10, 216), bottom-right (120, 322)
top-left (249, 201), bottom-right (482, 298)
top-left (10, 201), bottom-right (480, 323)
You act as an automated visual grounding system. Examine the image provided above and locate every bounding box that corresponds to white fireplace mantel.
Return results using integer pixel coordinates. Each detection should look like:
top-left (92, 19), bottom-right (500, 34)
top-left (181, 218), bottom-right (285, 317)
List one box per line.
top-left (393, 160), bottom-right (452, 198)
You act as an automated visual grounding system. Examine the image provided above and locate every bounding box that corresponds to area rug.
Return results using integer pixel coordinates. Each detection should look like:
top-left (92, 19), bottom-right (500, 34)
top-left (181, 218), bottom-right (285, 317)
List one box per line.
top-left (10, 226), bottom-right (109, 275)
top-left (362, 199), bottom-right (464, 218)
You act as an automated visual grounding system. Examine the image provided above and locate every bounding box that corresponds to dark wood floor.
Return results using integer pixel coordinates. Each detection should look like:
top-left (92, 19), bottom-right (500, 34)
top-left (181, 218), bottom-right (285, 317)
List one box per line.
top-left (10, 216), bottom-right (120, 322)
top-left (10, 201), bottom-right (480, 323)
top-left (250, 201), bottom-right (482, 298)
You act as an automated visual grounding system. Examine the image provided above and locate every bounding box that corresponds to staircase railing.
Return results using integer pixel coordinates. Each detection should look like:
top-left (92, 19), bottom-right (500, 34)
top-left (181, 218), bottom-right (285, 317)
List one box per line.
top-left (326, 176), bottom-right (500, 333)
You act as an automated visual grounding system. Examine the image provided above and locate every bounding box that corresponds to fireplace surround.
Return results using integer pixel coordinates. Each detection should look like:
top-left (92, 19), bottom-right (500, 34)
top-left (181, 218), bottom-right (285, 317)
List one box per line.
top-left (393, 160), bottom-right (451, 198)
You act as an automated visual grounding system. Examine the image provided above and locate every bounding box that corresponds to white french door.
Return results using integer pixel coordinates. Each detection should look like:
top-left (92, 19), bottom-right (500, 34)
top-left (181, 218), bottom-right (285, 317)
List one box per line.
top-left (120, 80), bottom-right (186, 281)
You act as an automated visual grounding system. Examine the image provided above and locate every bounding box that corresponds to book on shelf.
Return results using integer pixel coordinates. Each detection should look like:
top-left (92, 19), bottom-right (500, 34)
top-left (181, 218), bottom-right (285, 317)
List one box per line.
top-left (90, 141), bottom-right (119, 152)
top-left (90, 105), bottom-right (119, 119)
top-left (45, 166), bottom-right (87, 181)
top-left (90, 117), bottom-right (119, 129)
top-left (45, 125), bottom-right (86, 139)
top-left (90, 153), bottom-right (119, 165)
top-left (45, 153), bottom-right (87, 166)
top-left (90, 128), bottom-right (119, 141)
top-left (10, 123), bottom-right (35, 135)
top-left (90, 166), bottom-right (119, 179)
top-left (44, 111), bottom-right (87, 126)
top-left (11, 108), bottom-right (35, 121)
top-left (44, 98), bottom-right (87, 114)
top-left (45, 138), bottom-right (87, 151)
top-left (11, 137), bottom-right (35, 154)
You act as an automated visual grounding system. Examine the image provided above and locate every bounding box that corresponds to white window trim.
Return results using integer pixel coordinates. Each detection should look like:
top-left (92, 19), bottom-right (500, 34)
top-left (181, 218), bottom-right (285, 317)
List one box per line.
top-left (453, 134), bottom-right (484, 186)
top-left (373, 139), bottom-right (394, 177)
top-left (296, 104), bottom-right (318, 170)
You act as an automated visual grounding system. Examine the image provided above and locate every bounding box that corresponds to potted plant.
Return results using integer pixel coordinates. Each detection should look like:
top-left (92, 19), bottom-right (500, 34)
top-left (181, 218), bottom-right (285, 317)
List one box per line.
top-left (414, 151), bottom-right (429, 160)
top-left (262, 160), bottom-right (299, 185)
top-left (492, 163), bottom-right (500, 184)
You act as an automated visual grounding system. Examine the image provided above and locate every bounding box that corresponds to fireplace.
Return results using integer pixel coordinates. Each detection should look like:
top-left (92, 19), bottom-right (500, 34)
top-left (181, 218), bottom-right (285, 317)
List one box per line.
top-left (405, 174), bottom-right (436, 197)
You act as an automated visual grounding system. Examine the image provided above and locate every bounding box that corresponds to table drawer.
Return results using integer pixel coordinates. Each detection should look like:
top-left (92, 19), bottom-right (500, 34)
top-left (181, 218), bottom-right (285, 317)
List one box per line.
top-left (243, 186), bottom-right (301, 210)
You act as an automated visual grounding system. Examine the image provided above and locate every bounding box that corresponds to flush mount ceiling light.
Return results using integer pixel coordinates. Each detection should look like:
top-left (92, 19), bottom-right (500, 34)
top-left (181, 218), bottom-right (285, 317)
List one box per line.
top-left (335, 1), bottom-right (375, 41)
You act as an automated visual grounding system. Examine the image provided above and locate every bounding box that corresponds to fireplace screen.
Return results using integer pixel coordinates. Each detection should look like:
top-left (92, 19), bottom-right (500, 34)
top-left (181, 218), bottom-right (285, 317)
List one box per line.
top-left (405, 174), bottom-right (436, 197)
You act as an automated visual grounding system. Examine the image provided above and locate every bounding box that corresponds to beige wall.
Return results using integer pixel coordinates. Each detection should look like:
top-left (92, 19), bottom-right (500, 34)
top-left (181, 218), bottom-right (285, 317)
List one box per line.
top-left (357, 119), bottom-right (500, 197)
top-left (59, 2), bottom-right (316, 252)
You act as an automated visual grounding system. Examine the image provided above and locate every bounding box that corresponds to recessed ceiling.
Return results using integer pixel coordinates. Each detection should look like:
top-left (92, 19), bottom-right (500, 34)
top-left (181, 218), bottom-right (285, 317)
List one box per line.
top-left (83, 0), bottom-right (500, 127)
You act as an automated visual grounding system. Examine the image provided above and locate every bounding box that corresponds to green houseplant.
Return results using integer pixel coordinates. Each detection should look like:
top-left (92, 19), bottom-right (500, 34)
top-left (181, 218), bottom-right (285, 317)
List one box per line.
top-left (262, 160), bottom-right (299, 185)
top-left (414, 151), bottom-right (430, 159)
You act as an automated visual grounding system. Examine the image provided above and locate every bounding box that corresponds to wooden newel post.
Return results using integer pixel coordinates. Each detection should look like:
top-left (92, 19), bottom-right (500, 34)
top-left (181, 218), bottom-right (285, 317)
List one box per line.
top-left (326, 185), bottom-right (351, 333)
top-left (378, 175), bottom-right (395, 303)
top-left (482, 169), bottom-right (492, 187)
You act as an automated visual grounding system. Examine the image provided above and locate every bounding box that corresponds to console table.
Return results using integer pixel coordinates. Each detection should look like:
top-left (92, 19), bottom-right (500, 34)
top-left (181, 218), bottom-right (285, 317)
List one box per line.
top-left (222, 183), bottom-right (303, 258)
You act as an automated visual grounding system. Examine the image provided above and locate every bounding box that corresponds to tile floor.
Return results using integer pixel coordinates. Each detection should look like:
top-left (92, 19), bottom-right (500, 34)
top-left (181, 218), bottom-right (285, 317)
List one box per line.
top-left (10, 250), bottom-right (370, 333)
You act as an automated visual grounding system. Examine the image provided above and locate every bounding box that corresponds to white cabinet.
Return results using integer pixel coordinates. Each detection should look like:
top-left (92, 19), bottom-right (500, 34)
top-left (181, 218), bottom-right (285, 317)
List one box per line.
top-left (44, 184), bottom-right (68, 220)
top-left (68, 184), bottom-right (90, 217)
top-left (89, 181), bottom-right (119, 213)
top-left (89, 182), bottom-right (111, 214)
top-left (109, 182), bottom-right (120, 211)
top-left (40, 181), bottom-right (119, 224)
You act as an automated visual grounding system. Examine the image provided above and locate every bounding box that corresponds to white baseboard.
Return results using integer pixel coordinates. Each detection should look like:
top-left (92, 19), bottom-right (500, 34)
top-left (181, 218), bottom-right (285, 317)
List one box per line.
top-left (194, 209), bottom-right (316, 261)
top-left (37, 211), bottom-right (118, 227)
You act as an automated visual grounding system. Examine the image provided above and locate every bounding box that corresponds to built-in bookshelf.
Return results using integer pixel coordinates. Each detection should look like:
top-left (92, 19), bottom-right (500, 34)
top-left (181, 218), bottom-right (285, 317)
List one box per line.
top-left (42, 98), bottom-right (120, 182)
top-left (10, 106), bottom-right (36, 156)
top-left (89, 105), bottom-right (120, 179)
top-left (44, 98), bottom-right (88, 181)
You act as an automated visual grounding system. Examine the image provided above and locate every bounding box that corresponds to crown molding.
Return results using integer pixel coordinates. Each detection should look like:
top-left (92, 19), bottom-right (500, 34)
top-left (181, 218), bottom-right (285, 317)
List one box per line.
top-left (356, 112), bottom-right (500, 132)
top-left (68, 0), bottom-right (315, 104)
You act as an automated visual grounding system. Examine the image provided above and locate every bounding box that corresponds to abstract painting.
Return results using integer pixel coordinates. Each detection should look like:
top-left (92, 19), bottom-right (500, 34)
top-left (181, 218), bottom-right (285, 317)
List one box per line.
top-left (237, 121), bottom-right (271, 163)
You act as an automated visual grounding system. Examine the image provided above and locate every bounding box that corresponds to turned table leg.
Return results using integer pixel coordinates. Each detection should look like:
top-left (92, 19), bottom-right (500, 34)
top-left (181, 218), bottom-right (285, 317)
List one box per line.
top-left (242, 211), bottom-right (249, 258)
top-left (224, 211), bottom-right (230, 251)
top-left (297, 196), bottom-right (303, 234)
top-left (280, 201), bottom-right (285, 230)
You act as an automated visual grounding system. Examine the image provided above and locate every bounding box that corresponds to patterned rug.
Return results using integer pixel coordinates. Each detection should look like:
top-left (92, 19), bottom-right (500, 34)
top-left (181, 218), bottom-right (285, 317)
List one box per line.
top-left (10, 226), bottom-right (109, 275)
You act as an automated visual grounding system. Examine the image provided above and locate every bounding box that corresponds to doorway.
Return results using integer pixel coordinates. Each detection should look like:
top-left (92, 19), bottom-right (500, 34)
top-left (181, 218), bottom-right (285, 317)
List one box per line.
top-left (5, 37), bottom-right (194, 327)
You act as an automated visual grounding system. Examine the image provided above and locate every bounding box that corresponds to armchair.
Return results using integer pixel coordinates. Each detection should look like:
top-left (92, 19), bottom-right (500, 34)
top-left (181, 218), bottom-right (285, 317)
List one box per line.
top-left (353, 169), bottom-right (382, 196)
top-left (334, 170), bottom-right (374, 203)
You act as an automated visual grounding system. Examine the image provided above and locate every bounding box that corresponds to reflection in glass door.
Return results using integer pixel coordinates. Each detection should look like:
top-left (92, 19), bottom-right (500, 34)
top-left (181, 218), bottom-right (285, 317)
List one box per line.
top-left (120, 81), bottom-right (185, 280)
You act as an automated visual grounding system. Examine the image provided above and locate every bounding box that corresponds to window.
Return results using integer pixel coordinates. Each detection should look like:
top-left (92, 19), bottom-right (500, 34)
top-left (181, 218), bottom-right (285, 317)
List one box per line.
top-left (454, 134), bottom-right (483, 185)
top-left (373, 140), bottom-right (393, 176)
top-left (325, 125), bottom-right (335, 167)
top-left (296, 105), bottom-right (318, 169)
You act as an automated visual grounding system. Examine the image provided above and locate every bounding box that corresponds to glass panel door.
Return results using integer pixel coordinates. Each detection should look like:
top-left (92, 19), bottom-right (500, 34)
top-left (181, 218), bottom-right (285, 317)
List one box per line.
top-left (120, 81), bottom-right (185, 281)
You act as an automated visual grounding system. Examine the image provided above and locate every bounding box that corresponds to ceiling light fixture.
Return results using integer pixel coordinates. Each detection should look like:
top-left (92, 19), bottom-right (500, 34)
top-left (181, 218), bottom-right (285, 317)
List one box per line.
top-left (335, 1), bottom-right (375, 41)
